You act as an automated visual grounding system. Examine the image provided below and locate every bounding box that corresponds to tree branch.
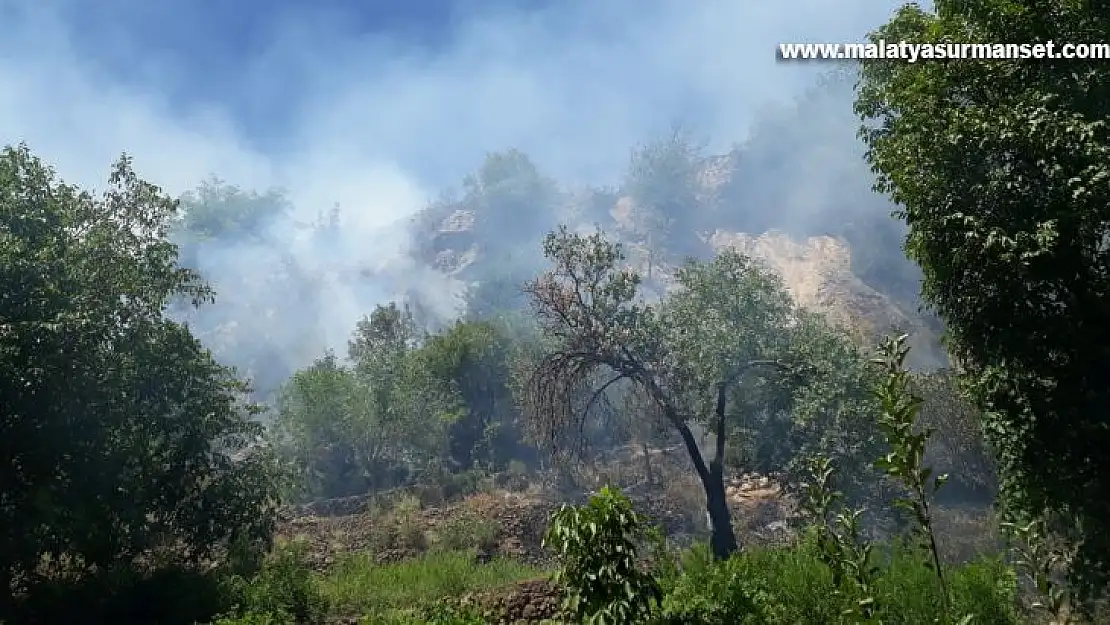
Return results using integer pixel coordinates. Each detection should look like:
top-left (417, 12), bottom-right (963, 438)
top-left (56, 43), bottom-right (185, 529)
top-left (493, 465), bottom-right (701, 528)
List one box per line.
top-left (714, 359), bottom-right (792, 469)
top-left (585, 374), bottom-right (627, 419)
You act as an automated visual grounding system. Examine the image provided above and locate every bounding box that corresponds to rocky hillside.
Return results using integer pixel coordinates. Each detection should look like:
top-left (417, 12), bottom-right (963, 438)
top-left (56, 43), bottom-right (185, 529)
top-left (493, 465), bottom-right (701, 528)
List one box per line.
top-left (706, 230), bottom-right (946, 368)
top-left (407, 150), bottom-right (946, 369)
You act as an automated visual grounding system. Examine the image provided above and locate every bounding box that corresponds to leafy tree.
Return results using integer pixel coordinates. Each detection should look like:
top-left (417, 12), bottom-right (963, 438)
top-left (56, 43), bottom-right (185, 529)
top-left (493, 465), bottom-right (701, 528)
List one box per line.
top-left (173, 177), bottom-right (291, 242)
top-left (621, 129), bottom-right (708, 273)
top-left (420, 320), bottom-right (536, 471)
top-left (523, 227), bottom-right (809, 559)
top-left (272, 353), bottom-right (383, 500)
top-left (273, 303), bottom-right (460, 500)
top-left (855, 0), bottom-right (1110, 598)
top-left (730, 310), bottom-right (887, 507)
top-left (0, 144), bottom-right (279, 608)
top-left (462, 149), bottom-right (562, 265)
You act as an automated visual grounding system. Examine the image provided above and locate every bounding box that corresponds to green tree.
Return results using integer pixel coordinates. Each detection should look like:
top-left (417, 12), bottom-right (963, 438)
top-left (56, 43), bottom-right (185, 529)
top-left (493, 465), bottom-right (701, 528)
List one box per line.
top-left (273, 303), bottom-right (460, 500)
top-left (420, 320), bottom-right (536, 471)
top-left (621, 129), bottom-right (708, 275)
top-left (0, 144), bottom-right (279, 607)
top-left (170, 180), bottom-right (323, 399)
top-left (173, 177), bottom-right (291, 242)
top-left (730, 310), bottom-right (886, 508)
top-left (523, 227), bottom-right (809, 559)
top-left (272, 353), bottom-right (384, 499)
top-left (855, 0), bottom-right (1110, 598)
top-left (463, 150), bottom-right (562, 264)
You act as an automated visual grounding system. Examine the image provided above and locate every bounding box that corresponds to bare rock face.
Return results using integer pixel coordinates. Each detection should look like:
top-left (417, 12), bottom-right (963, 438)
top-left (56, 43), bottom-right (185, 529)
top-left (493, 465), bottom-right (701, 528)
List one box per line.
top-left (426, 209), bottom-right (480, 275)
top-left (707, 230), bottom-right (946, 368)
top-left (408, 152), bottom-right (946, 369)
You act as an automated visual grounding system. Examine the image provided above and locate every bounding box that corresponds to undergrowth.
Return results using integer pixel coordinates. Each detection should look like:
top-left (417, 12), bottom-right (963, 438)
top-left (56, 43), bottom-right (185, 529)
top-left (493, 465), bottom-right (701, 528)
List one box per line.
top-left (12, 338), bottom-right (1070, 625)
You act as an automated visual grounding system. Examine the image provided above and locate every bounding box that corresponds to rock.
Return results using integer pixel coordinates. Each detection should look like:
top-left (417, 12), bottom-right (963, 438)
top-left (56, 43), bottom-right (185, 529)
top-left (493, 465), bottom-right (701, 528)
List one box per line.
top-left (708, 230), bottom-right (946, 368)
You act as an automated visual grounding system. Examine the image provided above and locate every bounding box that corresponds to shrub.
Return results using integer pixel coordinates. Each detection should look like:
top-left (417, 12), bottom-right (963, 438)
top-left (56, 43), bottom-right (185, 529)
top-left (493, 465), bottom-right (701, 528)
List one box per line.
top-left (434, 513), bottom-right (502, 553)
top-left (224, 541), bottom-right (329, 625)
top-left (544, 486), bottom-right (662, 624)
top-left (655, 539), bottom-right (1020, 625)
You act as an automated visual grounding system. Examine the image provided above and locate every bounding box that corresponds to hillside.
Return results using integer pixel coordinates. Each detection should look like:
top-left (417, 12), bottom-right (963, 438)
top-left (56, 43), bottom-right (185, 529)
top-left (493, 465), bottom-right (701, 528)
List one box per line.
top-left (407, 150), bottom-right (946, 369)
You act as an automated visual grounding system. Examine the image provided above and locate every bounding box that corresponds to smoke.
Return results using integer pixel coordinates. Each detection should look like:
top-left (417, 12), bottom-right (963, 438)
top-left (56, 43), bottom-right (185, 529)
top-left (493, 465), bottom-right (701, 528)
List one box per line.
top-left (0, 0), bottom-right (920, 391)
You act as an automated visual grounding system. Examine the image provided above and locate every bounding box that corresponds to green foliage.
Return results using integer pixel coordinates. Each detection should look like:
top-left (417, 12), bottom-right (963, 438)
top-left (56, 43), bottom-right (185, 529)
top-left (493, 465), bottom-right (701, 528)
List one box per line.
top-left (420, 319), bottom-right (535, 471)
top-left (224, 541), bottom-right (329, 625)
top-left (622, 128), bottom-right (708, 263)
top-left (174, 177), bottom-right (291, 241)
top-left (544, 486), bottom-right (662, 624)
top-left (791, 336), bottom-right (1004, 625)
top-left (855, 0), bottom-right (1110, 600)
top-left (655, 539), bottom-right (1019, 625)
top-left (0, 144), bottom-right (279, 615)
top-left (433, 512), bottom-right (501, 554)
top-left (732, 307), bottom-right (886, 505)
top-left (525, 226), bottom-right (874, 559)
top-left (208, 612), bottom-right (295, 625)
top-left (1002, 517), bottom-right (1073, 624)
top-left (463, 149), bottom-right (562, 259)
top-left (273, 303), bottom-right (460, 500)
top-left (799, 456), bottom-right (882, 623)
top-left (871, 336), bottom-right (953, 614)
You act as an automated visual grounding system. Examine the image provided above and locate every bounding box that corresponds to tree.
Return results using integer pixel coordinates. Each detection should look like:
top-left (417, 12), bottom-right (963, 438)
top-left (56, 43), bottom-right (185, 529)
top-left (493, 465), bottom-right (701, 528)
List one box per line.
top-left (273, 353), bottom-right (387, 500)
top-left (420, 319), bottom-right (536, 471)
top-left (523, 227), bottom-right (805, 559)
top-left (273, 303), bottom-right (460, 500)
top-left (621, 129), bottom-right (708, 275)
top-left (463, 149), bottom-right (562, 266)
top-left (855, 0), bottom-right (1110, 597)
top-left (172, 177), bottom-right (291, 242)
top-left (0, 144), bottom-right (279, 606)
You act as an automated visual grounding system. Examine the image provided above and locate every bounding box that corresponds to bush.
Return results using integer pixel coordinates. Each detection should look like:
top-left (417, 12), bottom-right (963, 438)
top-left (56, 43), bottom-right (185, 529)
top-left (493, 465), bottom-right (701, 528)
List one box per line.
top-left (434, 513), bottom-right (502, 553)
top-left (545, 486), bottom-right (662, 624)
top-left (223, 541), bottom-right (329, 625)
top-left (655, 539), bottom-right (1021, 625)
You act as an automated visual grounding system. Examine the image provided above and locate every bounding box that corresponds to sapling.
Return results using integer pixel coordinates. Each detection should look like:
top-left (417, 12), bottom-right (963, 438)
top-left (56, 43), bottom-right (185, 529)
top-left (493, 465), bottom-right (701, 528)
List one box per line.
top-left (800, 455), bottom-right (882, 624)
top-left (871, 335), bottom-right (969, 625)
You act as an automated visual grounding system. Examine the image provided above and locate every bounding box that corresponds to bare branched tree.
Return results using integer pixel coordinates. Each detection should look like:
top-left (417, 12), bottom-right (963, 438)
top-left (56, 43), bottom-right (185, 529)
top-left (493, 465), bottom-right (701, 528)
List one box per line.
top-left (522, 226), bottom-right (800, 559)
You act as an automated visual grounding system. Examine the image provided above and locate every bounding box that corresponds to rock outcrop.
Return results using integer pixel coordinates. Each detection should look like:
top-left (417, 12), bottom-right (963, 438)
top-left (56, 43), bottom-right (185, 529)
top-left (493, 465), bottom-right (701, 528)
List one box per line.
top-left (408, 153), bottom-right (946, 368)
top-left (707, 230), bottom-right (946, 368)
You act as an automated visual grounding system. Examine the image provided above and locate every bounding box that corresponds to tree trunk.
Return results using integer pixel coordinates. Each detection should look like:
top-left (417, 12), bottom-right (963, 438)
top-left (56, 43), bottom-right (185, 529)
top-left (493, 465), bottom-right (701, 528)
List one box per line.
top-left (703, 465), bottom-right (737, 558)
top-left (641, 441), bottom-right (654, 486)
top-left (649, 362), bottom-right (784, 561)
top-left (672, 418), bottom-right (738, 560)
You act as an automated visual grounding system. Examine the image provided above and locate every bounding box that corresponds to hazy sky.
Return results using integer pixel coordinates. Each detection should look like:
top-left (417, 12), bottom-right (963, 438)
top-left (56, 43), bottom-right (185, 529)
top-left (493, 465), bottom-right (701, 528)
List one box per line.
top-left (0, 0), bottom-right (914, 225)
top-left (0, 0), bottom-right (922, 382)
